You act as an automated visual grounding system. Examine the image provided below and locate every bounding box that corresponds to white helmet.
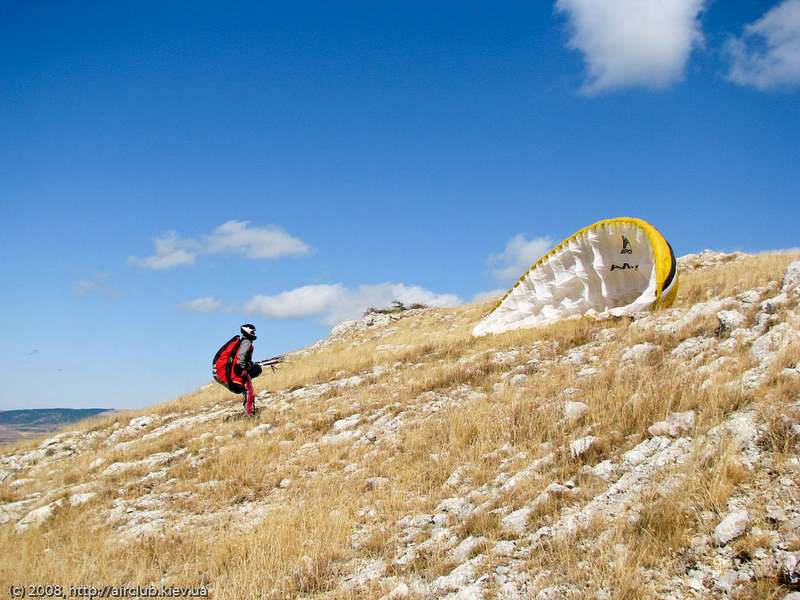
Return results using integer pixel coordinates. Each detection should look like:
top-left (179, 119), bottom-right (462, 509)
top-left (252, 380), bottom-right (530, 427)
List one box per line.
top-left (240, 324), bottom-right (257, 340)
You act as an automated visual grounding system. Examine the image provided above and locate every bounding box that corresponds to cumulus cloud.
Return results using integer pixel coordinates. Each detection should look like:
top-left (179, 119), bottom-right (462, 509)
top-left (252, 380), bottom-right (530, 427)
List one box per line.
top-left (128, 231), bottom-right (196, 270)
top-left (179, 296), bottom-right (223, 313)
top-left (726, 0), bottom-right (800, 90)
top-left (129, 221), bottom-right (310, 270)
top-left (242, 283), bottom-right (462, 325)
top-left (472, 288), bottom-right (507, 303)
top-left (488, 234), bottom-right (553, 283)
top-left (243, 285), bottom-right (347, 320)
top-left (556, 0), bottom-right (705, 93)
top-left (203, 220), bottom-right (311, 259)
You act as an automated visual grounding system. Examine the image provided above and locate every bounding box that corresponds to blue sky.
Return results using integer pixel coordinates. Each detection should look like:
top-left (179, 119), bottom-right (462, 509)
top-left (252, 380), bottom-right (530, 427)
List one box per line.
top-left (1, 1), bottom-right (798, 410)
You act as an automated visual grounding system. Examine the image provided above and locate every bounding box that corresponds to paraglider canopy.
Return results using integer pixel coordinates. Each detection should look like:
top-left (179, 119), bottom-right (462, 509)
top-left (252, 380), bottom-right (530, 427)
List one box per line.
top-left (473, 217), bottom-right (678, 336)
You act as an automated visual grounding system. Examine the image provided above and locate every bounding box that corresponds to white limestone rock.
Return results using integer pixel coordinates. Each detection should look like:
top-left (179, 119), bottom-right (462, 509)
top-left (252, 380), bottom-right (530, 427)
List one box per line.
top-left (444, 467), bottom-right (466, 489)
top-left (782, 260), bottom-right (800, 297)
top-left (762, 292), bottom-right (791, 314)
top-left (492, 350), bottom-right (520, 365)
top-left (492, 540), bottom-right (516, 558)
top-left (544, 482), bottom-right (570, 496)
top-left (445, 580), bottom-right (487, 600)
top-left (563, 401), bottom-right (589, 423)
top-left (536, 586), bottom-right (574, 600)
top-left (713, 570), bottom-right (744, 594)
top-left (621, 343), bottom-right (659, 363)
top-left (102, 448), bottom-right (186, 477)
top-left (648, 411), bottom-right (696, 437)
top-left (671, 336), bottom-right (715, 361)
top-left (713, 509), bottom-right (750, 546)
top-left (321, 429), bottom-right (362, 444)
top-left (68, 492), bottom-right (96, 507)
top-left (16, 499), bottom-right (64, 533)
top-left (330, 312), bottom-right (392, 337)
top-left (501, 507), bottom-right (531, 535)
top-left (0, 498), bottom-right (38, 525)
top-left (767, 505), bottom-right (787, 523)
top-left (509, 374), bottom-right (529, 386)
top-left (436, 497), bottom-right (473, 521)
top-left (107, 414), bottom-right (161, 445)
top-left (342, 559), bottom-right (385, 589)
top-left (365, 476), bottom-right (389, 490)
top-left (450, 535), bottom-right (487, 563)
top-left (717, 310), bottom-right (747, 334)
top-left (781, 552), bottom-right (800, 588)
top-left (582, 459), bottom-right (616, 482)
top-left (659, 299), bottom-right (735, 335)
top-left (569, 435), bottom-right (598, 458)
top-left (623, 436), bottom-right (670, 466)
top-left (678, 250), bottom-right (746, 272)
top-left (245, 423), bottom-right (274, 437)
top-left (380, 583), bottom-right (409, 599)
top-left (752, 324), bottom-right (790, 362)
top-left (333, 414), bottom-right (361, 431)
top-left (431, 555), bottom-right (484, 593)
top-left (500, 454), bottom-right (554, 493)
top-left (738, 289), bottom-right (762, 304)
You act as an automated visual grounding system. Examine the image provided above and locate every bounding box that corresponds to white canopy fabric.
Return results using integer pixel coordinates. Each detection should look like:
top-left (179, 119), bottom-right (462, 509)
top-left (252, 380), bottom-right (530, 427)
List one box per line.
top-left (473, 218), bottom-right (678, 336)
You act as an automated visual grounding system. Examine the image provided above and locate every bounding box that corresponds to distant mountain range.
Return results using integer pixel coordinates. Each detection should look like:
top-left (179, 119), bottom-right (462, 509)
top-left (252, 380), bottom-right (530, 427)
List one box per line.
top-left (0, 408), bottom-right (113, 443)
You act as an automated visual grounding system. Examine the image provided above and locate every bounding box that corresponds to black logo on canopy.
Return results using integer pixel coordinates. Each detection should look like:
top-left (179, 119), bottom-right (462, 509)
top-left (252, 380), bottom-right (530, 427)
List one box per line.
top-left (611, 263), bottom-right (638, 271)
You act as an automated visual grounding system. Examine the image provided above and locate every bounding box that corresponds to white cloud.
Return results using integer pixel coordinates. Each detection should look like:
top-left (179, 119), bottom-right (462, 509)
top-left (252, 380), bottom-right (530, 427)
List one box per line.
top-left (129, 221), bottom-right (310, 270)
top-left (128, 231), bottom-right (196, 270)
top-left (472, 288), bottom-right (507, 303)
top-left (488, 234), bottom-right (553, 283)
top-left (203, 220), bottom-right (311, 259)
top-left (243, 285), bottom-right (347, 320)
top-left (179, 296), bottom-right (223, 313)
top-left (72, 272), bottom-right (119, 297)
top-left (242, 283), bottom-right (462, 325)
top-left (726, 0), bottom-right (800, 90)
top-left (556, 0), bottom-right (705, 93)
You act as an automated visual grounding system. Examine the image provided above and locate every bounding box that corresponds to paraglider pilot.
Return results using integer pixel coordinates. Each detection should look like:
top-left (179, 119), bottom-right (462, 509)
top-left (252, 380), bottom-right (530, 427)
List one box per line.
top-left (236, 323), bottom-right (263, 415)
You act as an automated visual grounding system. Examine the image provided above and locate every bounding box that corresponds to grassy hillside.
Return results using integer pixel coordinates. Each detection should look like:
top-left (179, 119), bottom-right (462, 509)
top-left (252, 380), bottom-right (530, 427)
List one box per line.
top-left (1, 251), bottom-right (799, 599)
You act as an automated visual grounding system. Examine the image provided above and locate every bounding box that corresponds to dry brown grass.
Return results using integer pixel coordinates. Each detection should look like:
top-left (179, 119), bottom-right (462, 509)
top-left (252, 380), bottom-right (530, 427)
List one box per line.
top-left (759, 408), bottom-right (800, 455)
top-left (675, 252), bottom-right (800, 308)
top-left (685, 438), bottom-right (754, 515)
top-left (732, 578), bottom-right (791, 600)
top-left (1, 250), bottom-right (797, 597)
top-left (458, 510), bottom-right (500, 539)
top-left (633, 489), bottom-right (694, 560)
top-left (521, 516), bottom-right (655, 599)
top-left (731, 533), bottom-right (772, 560)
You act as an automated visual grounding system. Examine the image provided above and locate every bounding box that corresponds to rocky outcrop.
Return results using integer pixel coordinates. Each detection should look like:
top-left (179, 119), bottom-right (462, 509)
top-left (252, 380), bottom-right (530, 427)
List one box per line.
top-left (678, 250), bottom-right (748, 272)
top-left (2, 253), bottom-right (799, 599)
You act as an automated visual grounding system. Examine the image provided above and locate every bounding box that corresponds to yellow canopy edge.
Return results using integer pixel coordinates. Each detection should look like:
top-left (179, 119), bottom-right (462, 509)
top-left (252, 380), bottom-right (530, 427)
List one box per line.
top-left (493, 217), bottom-right (677, 312)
